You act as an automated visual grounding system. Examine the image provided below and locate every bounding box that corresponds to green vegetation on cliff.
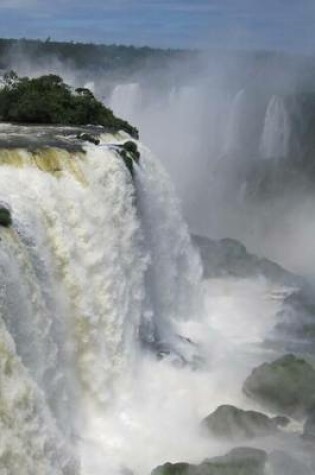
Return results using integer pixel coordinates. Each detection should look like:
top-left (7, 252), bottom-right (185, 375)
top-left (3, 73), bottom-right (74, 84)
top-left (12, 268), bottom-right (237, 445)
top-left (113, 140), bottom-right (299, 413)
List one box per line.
top-left (0, 72), bottom-right (138, 137)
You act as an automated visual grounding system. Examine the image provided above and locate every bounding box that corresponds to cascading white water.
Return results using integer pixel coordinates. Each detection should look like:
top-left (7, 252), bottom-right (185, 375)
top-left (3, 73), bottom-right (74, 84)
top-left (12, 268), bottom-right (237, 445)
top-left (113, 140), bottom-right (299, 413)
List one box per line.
top-left (109, 83), bottom-right (142, 122)
top-left (0, 133), bottom-right (204, 474)
top-left (0, 230), bottom-right (78, 474)
top-left (260, 95), bottom-right (291, 159)
top-left (134, 144), bottom-right (203, 355)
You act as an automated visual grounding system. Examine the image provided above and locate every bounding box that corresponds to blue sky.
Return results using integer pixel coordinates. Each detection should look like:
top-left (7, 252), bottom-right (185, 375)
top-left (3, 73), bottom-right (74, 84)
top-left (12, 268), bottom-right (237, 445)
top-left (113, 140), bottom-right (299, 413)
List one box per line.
top-left (0, 0), bottom-right (314, 52)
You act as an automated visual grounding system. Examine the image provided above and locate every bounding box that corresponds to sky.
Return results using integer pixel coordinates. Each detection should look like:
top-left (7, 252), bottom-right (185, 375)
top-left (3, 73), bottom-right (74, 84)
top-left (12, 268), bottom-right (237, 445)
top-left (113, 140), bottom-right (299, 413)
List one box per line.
top-left (0, 0), bottom-right (315, 52)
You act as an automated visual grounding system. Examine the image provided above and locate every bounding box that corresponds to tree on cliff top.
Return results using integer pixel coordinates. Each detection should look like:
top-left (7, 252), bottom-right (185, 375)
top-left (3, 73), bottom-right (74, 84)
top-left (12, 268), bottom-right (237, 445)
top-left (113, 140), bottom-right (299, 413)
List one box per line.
top-left (0, 72), bottom-right (138, 138)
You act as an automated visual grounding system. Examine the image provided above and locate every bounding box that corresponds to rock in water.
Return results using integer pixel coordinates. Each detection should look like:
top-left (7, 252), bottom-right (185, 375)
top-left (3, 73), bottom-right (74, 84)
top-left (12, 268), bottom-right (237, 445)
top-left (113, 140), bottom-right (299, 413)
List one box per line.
top-left (0, 206), bottom-right (12, 227)
top-left (151, 447), bottom-right (267, 475)
top-left (202, 404), bottom-right (288, 440)
top-left (76, 132), bottom-right (100, 145)
top-left (243, 354), bottom-right (315, 416)
top-left (192, 234), bottom-right (300, 285)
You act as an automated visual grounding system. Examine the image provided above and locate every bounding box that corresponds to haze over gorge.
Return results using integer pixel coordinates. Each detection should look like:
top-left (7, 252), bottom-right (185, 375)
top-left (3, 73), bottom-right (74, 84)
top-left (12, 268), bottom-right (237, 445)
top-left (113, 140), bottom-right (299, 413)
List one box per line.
top-left (0, 37), bottom-right (315, 475)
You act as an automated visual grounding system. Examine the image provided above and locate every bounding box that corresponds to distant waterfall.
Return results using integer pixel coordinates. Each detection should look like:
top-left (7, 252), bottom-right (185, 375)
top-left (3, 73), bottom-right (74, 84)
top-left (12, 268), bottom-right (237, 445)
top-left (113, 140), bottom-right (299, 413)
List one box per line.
top-left (260, 95), bottom-right (291, 159)
top-left (109, 83), bottom-right (141, 121)
top-left (0, 134), bottom-right (203, 474)
top-left (224, 89), bottom-right (246, 155)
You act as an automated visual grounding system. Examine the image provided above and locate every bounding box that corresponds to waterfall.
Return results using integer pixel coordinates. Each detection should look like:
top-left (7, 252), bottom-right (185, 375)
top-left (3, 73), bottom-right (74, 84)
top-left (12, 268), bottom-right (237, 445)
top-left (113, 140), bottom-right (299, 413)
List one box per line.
top-left (135, 144), bottom-right (203, 356)
top-left (109, 83), bottom-right (141, 122)
top-left (260, 95), bottom-right (291, 159)
top-left (223, 89), bottom-right (246, 154)
top-left (0, 133), bottom-right (203, 474)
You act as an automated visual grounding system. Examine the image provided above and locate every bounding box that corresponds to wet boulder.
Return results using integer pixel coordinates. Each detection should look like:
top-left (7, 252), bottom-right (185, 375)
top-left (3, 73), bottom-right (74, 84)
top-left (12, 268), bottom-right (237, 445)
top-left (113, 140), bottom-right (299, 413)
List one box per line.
top-left (0, 206), bottom-right (12, 227)
top-left (76, 132), bottom-right (100, 145)
top-left (151, 447), bottom-right (267, 475)
top-left (202, 404), bottom-right (289, 440)
top-left (192, 234), bottom-right (300, 285)
top-left (243, 354), bottom-right (315, 416)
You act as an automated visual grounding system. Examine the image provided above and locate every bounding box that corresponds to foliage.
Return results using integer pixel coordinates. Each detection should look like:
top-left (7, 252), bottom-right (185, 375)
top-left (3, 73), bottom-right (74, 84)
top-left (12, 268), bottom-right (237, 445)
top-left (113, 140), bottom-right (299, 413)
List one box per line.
top-left (0, 72), bottom-right (138, 137)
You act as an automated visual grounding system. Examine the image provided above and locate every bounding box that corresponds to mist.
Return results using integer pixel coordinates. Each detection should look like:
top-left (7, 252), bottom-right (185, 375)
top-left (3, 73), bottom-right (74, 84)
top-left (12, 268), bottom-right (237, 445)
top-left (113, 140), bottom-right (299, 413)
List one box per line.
top-left (101, 50), bottom-right (315, 274)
